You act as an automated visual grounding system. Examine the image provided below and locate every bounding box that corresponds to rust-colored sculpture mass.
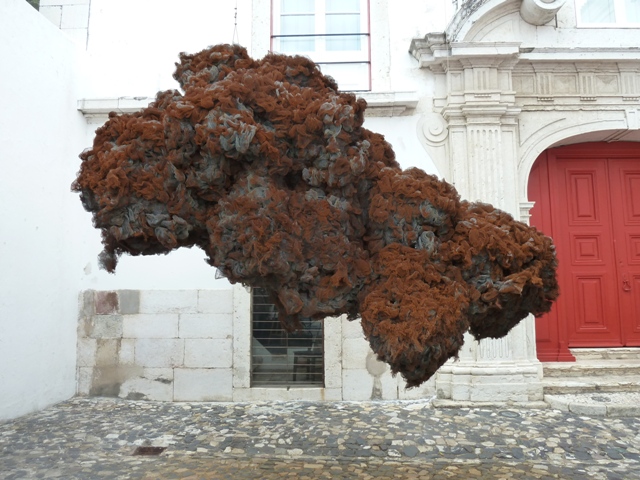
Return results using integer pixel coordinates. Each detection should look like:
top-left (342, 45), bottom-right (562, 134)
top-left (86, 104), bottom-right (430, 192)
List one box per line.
top-left (72, 44), bottom-right (558, 387)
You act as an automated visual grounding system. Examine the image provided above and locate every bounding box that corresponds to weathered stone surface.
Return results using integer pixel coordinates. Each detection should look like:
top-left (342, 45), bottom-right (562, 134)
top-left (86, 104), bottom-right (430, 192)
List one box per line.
top-left (139, 290), bottom-right (198, 314)
top-left (183, 338), bottom-right (232, 368)
top-left (87, 315), bottom-right (123, 339)
top-left (94, 291), bottom-right (118, 315)
top-left (134, 338), bottom-right (184, 368)
top-left (197, 290), bottom-right (234, 314)
top-left (117, 289), bottom-right (140, 314)
top-left (122, 313), bottom-right (179, 339)
top-left (173, 368), bottom-right (232, 401)
top-left (179, 313), bottom-right (233, 339)
top-left (118, 367), bottom-right (174, 401)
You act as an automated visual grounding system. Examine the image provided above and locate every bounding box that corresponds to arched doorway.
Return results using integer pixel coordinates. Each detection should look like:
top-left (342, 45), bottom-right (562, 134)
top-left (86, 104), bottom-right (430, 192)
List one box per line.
top-left (529, 142), bottom-right (640, 361)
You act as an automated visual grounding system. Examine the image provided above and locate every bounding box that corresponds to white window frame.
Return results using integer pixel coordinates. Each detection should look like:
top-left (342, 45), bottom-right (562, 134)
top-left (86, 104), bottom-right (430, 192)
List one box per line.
top-left (270, 0), bottom-right (371, 91)
top-left (575, 0), bottom-right (640, 28)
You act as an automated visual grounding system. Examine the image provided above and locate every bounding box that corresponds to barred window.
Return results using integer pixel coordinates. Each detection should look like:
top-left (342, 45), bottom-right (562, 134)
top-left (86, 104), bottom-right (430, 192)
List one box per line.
top-left (271, 0), bottom-right (371, 91)
top-left (251, 288), bottom-right (324, 387)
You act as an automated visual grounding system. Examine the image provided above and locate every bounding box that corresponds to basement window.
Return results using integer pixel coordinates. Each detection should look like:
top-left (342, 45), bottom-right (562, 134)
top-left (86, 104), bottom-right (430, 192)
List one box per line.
top-left (251, 287), bottom-right (324, 387)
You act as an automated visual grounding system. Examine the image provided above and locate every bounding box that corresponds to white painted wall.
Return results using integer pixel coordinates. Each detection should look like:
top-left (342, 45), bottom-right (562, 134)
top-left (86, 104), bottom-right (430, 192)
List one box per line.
top-left (6, 0), bottom-right (636, 416)
top-left (72, 0), bottom-right (445, 291)
top-left (0, 0), bottom-right (89, 421)
top-left (73, 0), bottom-right (254, 291)
top-left (364, 116), bottom-right (440, 175)
top-left (69, 0), bottom-right (260, 291)
top-left (85, 0), bottom-right (254, 98)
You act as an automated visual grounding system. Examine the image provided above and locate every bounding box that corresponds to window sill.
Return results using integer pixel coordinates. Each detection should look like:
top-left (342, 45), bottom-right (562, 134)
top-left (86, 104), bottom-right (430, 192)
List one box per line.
top-left (77, 97), bottom-right (154, 122)
top-left (78, 91), bottom-right (420, 122)
top-left (357, 91), bottom-right (419, 117)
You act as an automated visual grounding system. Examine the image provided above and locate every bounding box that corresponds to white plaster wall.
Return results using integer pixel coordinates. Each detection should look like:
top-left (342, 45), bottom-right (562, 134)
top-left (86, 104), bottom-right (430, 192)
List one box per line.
top-left (384, 0), bottom-right (454, 95)
top-left (39, 0), bottom-right (91, 47)
top-left (71, 0), bottom-right (259, 292)
top-left (74, 117), bottom-right (440, 292)
top-left (85, 0), bottom-right (254, 98)
top-left (66, 0), bottom-right (445, 405)
top-left (0, 0), bottom-right (89, 421)
top-left (74, 125), bottom-right (231, 290)
top-left (72, 0), bottom-right (448, 290)
top-left (364, 116), bottom-right (440, 175)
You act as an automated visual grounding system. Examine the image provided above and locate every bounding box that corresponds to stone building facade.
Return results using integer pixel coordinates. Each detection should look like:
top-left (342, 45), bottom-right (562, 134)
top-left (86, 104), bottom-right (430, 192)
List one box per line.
top-left (72, 0), bottom-right (640, 404)
top-left (1, 0), bottom-right (638, 420)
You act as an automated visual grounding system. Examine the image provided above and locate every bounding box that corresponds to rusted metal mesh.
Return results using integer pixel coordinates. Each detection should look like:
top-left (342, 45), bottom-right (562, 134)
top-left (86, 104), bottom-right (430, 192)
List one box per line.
top-left (72, 44), bottom-right (558, 387)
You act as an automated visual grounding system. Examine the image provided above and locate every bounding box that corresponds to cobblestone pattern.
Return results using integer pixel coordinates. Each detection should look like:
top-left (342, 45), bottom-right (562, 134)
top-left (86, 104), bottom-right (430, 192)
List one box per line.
top-left (1, 398), bottom-right (639, 479)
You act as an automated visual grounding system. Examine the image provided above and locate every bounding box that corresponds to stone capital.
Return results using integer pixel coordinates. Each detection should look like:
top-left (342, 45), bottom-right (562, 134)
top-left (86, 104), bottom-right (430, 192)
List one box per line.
top-left (410, 37), bottom-right (521, 71)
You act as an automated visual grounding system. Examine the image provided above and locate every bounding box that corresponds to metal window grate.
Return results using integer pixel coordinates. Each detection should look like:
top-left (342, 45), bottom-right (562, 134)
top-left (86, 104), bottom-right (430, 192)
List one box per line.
top-left (251, 287), bottom-right (324, 387)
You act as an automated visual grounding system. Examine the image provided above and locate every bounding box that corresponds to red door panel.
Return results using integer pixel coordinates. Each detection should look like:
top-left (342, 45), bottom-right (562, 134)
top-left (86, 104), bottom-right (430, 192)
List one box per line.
top-left (549, 155), bottom-right (622, 346)
top-left (529, 157), bottom-right (572, 360)
top-left (530, 143), bottom-right (640, 359)
top-left (573, 275), bottom-right (607, 328)
top-left (609, 159), bottom-right (640, 345)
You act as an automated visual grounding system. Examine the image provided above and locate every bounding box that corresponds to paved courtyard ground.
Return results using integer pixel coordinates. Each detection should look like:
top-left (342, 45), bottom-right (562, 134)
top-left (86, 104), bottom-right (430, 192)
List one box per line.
top-left (1, 398), bottom-right (639, 479)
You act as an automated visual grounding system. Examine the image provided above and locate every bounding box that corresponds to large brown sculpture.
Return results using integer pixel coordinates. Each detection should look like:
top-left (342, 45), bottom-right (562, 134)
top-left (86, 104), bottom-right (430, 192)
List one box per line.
top-left (73, 44), bottom-right (558, 387)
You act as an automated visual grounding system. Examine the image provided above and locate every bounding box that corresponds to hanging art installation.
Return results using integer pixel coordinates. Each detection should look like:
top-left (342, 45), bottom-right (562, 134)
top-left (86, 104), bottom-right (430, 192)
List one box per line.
top-left (72, 44), bottom-right (558, 387)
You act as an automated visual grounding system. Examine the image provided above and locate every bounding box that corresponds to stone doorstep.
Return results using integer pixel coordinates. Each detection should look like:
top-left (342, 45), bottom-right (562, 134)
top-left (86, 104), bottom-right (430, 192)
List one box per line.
top-left (542, 359), bottom-right (640, 377)
top-left (542, 375), bottom-right (640, 394)
top-left (432, 400), bottom-right (549, 409)
top-left (571, 347), bottom-right (640, 361)
top-left (544, 393), bottom-right (640, 417)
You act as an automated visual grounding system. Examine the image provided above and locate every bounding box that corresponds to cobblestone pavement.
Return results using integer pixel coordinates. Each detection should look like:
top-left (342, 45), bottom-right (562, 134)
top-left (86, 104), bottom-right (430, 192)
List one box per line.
top-left (1, 398), bottom-right (639, 479)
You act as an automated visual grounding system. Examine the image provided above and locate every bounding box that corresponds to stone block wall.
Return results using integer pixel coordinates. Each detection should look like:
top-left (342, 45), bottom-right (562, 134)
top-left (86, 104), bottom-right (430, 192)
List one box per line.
top-left (77, 289), bottom-right (234, 401)
top-left (78, 288), bottom-right (436, 402)
top-left (341, 319), bottom-right (436, 401)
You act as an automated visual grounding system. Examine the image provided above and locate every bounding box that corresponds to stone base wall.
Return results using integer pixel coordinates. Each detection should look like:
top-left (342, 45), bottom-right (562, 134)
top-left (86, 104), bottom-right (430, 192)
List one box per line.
top-left (77, 289), bottom-right (436, 402)
top-left (77, 289), bottom-right (234, 401)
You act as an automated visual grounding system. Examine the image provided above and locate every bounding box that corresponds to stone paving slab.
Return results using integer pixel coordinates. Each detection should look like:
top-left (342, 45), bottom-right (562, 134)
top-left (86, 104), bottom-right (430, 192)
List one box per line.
top-left (545, 392), bottom-right (640, 417)
top-left (1, 398), bottom-right (640, 479)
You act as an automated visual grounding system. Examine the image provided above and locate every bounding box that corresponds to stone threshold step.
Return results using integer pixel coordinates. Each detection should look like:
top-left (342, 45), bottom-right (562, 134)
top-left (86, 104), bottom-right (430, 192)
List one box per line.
top-left (571, 348), bottom-right (640, 361)
top-left (545, 393), bottom-right (640, 417)
top-left (432, 399), bottom-right (548, 409)
top-left (542, 376), bottom-right (640, 395)
top-left (542, 360), bottom-right (640, 377)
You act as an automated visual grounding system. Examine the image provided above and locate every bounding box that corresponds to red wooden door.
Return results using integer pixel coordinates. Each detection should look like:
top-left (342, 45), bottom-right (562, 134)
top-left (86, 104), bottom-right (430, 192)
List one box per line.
top-left (549, 154), bottom-right (622, 346)
top-left (529, 143), bottom-right (640, 359)
top-left (609, 159), bottom-right (640, 345)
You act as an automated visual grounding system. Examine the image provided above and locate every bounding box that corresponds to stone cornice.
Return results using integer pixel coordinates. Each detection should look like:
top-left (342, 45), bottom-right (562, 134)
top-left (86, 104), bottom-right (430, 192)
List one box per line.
top-left (358, 91), bottom-right (419, 117)
top-left (77, 97), bottom-right (153, 122)
top-left (519, 47), bottom-right (640, 62)
top-left (411, 37), bottom-right (640, 71)
top-left (410, 39), bottom-right (521, 70)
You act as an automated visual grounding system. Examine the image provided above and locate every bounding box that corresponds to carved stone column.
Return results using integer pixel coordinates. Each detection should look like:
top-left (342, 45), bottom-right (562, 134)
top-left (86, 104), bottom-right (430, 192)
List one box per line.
top-left (411, 38), bottom-right (544, 403)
